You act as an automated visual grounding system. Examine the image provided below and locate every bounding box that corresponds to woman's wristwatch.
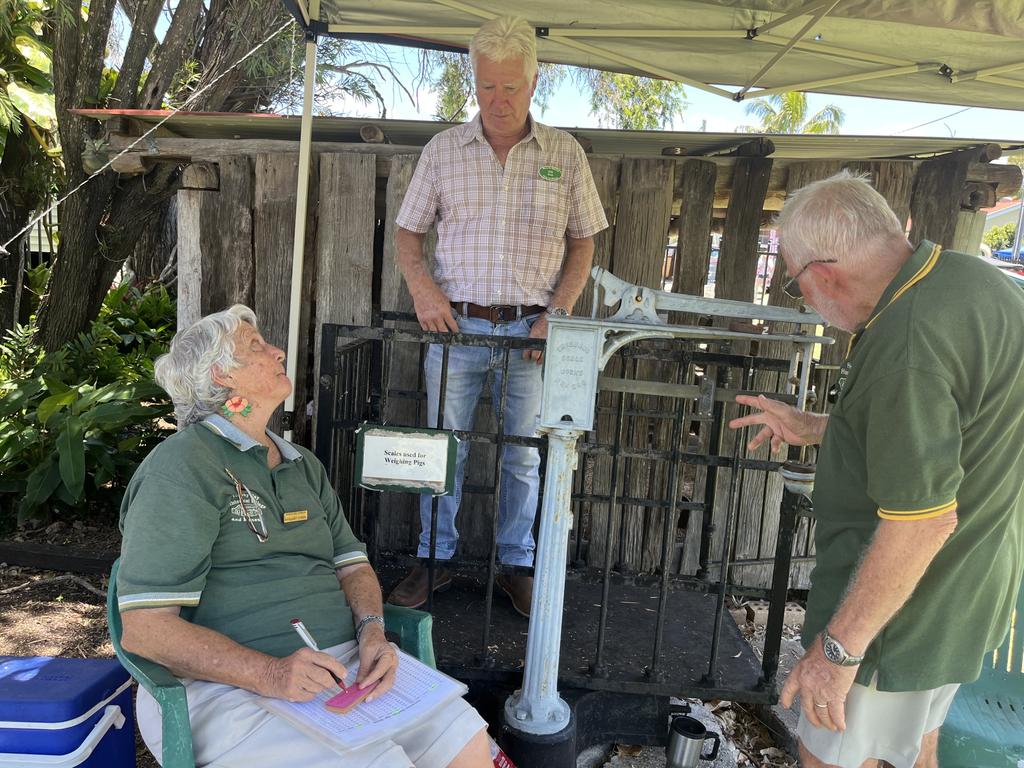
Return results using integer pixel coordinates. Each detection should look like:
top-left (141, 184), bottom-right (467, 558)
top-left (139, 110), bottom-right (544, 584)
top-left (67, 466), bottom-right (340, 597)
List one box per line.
top-left (355, 614), bottom-right (386, 642)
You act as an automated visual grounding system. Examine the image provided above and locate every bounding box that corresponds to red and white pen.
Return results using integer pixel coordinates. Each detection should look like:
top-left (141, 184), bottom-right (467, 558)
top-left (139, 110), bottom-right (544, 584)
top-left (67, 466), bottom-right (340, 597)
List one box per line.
top-left (291, 618), bottom-right (347, 691)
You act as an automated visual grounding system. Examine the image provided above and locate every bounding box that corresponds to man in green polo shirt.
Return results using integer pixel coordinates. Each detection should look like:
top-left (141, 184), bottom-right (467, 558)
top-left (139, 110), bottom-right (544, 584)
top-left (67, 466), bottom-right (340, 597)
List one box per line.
top-left (730, 171), bottom-right (1024, 768)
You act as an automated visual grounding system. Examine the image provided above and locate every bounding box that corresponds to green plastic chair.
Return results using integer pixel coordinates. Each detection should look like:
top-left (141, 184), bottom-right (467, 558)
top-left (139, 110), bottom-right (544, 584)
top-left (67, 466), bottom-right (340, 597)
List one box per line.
top-left (937, 582), bottom-right (1024, 767)
top-left (107, 558), bottom-right (436, 768)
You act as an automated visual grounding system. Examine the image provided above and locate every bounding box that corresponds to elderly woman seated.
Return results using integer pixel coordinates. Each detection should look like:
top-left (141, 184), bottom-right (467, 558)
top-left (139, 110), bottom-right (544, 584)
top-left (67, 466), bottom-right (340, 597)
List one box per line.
top-left (117, 305), bottom-right (490, 768)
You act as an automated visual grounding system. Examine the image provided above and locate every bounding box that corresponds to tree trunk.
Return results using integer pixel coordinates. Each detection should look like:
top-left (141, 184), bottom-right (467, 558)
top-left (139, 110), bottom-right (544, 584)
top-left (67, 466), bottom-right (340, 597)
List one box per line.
top-left (36, 165), bottom-right (180, 350)
top-left (0, 118), bottom-right (48, 331)
top-left (127, 197), bottom-right (178, 286)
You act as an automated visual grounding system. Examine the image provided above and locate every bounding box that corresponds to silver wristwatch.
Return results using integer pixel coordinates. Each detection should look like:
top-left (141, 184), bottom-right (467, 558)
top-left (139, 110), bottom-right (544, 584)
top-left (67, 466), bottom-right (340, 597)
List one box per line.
top-left (355, 614), bottom-right (386, 642)
top-left (821, 628), bottom-right (864, 667)
top-left (546, 306), bottom-right (569, 318)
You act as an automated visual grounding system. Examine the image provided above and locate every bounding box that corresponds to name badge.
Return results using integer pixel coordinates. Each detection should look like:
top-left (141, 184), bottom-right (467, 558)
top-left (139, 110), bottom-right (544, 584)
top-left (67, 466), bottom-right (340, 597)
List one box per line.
top-left (282, 510), bottom-right (308, 524)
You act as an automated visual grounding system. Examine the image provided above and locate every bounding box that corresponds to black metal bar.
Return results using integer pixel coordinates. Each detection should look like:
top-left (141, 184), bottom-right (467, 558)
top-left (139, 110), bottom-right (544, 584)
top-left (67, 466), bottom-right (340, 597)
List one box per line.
top-left (427, 342), bottom-right (452, 613)
top-left (480, 345), bottom-right (512, 665)
top-left (592, 389), bottom-right (626, 677)
top-left (314, 323), bottom-right (339, 467)
top-left (760, 488), bottom-right (801, 693)
top-left (705, 362), bottom-right (749, 686)
top-left (648, 359), bottom-right (690, 680)
top-left (697, 367), bottom-right (726, 579)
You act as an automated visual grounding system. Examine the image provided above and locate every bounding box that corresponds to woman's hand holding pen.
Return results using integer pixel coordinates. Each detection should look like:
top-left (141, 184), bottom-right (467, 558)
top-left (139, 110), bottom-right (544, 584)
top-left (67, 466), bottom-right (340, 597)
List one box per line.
top-left (355, 624), bottom-right (398, 702)
top-left (263, 648), bottom-right (349, 702)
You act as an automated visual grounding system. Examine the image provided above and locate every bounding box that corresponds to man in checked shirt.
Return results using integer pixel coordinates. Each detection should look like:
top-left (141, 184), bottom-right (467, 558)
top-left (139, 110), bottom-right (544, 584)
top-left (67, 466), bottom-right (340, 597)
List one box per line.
top-left (390, 16), bottom-right (608, 617)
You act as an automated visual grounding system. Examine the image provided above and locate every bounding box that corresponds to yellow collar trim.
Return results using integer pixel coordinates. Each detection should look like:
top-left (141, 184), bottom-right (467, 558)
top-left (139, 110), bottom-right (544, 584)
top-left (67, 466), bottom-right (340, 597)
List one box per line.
top-left (863, 242), bottom-right (942, 333)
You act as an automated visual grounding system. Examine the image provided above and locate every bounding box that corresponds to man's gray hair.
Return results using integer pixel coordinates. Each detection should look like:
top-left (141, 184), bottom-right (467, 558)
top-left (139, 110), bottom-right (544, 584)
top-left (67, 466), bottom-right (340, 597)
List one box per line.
top-left (776, 170), bottom-right (906, 269)
top-left (154, 305), bottom-right (258, 429)
top-left (470, 16), bottom-right (538, 80)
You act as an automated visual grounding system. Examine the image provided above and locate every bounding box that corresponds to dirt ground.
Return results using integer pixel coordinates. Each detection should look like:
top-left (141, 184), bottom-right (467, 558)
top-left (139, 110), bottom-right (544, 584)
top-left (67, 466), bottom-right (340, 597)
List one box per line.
top-left (0, 518), bottom-right (800, 768)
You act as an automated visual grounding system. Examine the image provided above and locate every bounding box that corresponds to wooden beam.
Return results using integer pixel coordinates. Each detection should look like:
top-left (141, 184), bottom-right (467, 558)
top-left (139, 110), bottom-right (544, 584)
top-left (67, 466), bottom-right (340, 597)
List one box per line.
top-left (180, 162), bottom-right (219, 190)
top-left (909, 148), bottom-right (981, 249)
top-left (716, 157), bottom-right (773, 302)
top-left (672, 159), bottom-right (716, 297)
top-left (0, 542), bottom-right (116, 575)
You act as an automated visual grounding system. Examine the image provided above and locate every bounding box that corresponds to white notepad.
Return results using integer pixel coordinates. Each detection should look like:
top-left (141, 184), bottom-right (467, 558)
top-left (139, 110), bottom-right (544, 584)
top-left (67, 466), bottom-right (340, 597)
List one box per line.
top-left (258, 645), bottom-right (468, 752)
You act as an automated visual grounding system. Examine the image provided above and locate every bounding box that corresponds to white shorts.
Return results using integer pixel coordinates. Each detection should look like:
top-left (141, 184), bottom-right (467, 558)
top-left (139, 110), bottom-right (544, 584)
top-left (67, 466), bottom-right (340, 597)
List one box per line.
top-left (797, 675), bottom-right (959, 768)
top-left (137, 641), bottom-right (486, 768)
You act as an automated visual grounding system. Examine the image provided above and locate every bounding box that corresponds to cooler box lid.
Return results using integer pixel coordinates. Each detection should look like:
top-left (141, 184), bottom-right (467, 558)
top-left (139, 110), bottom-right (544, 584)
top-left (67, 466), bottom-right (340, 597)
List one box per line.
top-left (0, 657), bottom-right (130, 724)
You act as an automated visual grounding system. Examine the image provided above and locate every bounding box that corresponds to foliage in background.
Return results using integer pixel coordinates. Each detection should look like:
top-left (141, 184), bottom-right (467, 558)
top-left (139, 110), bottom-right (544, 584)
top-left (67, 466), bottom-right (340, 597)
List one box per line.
top-left (983, 223), bottom-right (1017, 252)
top-left (0, 271), bottom-right (175, 529)
top-left (0, 0), bottom-right (60, 164)
top-left (420, 51), bottom-right (566, 123)
top-left (577, 70), bottom-right (686, 130)
top-left (739, 91), bottom-right (844, 134)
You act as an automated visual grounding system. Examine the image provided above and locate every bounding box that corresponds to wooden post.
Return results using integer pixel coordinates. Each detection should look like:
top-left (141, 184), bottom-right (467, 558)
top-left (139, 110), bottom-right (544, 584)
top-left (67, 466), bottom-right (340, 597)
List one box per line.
top-left (672, 159), bottom-right (717, 298)
top-left (378, 153), bottom-right (431, 553)
top-left (909, 149), bottom-right (981, 249)
top-left (599, 158), bottom-right (675, 573)
top-left (175, 156), bottom-right (254, 332)
top-left (254, 153), bottom-right (301, 435)
top-left (313, 152), bottom-right (376, 445)
top-left (715, 157), bottom-right (773, 302)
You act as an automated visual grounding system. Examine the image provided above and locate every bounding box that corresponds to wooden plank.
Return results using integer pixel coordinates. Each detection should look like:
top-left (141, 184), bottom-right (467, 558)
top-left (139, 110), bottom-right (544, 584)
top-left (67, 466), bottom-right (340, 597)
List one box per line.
top-left (575, 157), bottom-right (619, 317)
top-left (0, 542), bottom-right (117, 576)
top-left (715, 157), bottom-right (773, 303)
top-left (314, 152), bottom-right (376, 443)
top-left (599, 158), bottom-right (675, 573)
top-left (253, 153), bottom-right (299, 435)
top-left (909, 149), bottom-right (980, 250)
top-left (199, 156), bottom-right (254, 317)
top-left (175, 189), bottom-right (204, 330)
top-left (378, 154), bottom-right (423, 553)
top-left (672, 159), bottom-right (717, 299)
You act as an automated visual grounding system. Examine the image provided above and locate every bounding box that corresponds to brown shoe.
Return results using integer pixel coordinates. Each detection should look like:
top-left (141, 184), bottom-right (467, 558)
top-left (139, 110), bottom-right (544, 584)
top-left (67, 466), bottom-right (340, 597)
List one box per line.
top-left (387, 565), bottom-right (452, 609)
top-left (496, 574), bottom-right (533, 618)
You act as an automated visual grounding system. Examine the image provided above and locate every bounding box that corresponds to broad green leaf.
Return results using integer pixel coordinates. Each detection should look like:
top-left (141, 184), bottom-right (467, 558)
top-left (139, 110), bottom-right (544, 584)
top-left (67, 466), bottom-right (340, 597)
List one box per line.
top-left (42, 376), bottom-right (71, 395)
top-left (6, 81), bottom-right (57, 132)
top-left (14, 36), bottom-right (53, 75)
top-left (18, 454), bottom-right (61, 521)
top-left (0, 123), bottom-right (6, 163)
top-left (57, 415), bottom-right (86, 500)
top-left (37, 389), bottom-right (78, 425)
top-left (0, 380), bottom-right (43, 419)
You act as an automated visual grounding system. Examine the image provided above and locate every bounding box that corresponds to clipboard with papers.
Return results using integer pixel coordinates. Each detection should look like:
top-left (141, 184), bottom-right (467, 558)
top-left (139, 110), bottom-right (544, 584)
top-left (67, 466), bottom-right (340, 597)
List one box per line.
top-left (257, 645), bottom-right (468, 752)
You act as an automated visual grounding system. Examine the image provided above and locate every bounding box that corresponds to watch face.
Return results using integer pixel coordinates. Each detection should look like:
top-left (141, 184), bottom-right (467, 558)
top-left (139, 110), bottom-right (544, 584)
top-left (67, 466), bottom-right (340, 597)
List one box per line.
top-left (823, 638), bottom-right (843, 663)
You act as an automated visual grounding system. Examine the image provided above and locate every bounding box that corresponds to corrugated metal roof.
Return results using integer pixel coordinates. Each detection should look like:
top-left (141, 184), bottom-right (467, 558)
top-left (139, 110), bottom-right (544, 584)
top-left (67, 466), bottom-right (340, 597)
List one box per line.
top-left (76, 109), bottom-right (1024, 161)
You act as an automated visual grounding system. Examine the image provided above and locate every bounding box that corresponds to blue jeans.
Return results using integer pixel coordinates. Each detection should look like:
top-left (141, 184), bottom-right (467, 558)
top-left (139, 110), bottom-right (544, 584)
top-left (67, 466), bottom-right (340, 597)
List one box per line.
top-left (419, 313), bottom-right (543, 567)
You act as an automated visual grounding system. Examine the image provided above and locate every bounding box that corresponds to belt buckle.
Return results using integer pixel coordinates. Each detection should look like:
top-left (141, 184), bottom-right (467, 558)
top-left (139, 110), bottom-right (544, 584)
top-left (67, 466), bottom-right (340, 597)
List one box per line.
top-left (493, 306), bottom-right (509, 323)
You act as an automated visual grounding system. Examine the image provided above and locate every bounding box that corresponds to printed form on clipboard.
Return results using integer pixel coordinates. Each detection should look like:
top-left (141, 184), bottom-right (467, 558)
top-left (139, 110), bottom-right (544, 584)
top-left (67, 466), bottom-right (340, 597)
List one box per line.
top-left (257, 645), bottom-right (468, 752)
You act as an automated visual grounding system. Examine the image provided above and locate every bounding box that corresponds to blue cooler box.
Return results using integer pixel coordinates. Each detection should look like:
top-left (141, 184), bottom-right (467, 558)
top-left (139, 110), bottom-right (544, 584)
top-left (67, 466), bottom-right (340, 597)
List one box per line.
top-left (0, 657), bottom-right (135, 767)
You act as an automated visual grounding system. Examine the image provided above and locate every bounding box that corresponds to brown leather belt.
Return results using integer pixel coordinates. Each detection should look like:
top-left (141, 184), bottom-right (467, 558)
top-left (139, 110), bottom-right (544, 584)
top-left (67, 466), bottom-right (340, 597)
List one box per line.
top-left (451, 302), bottom-right (546, 323)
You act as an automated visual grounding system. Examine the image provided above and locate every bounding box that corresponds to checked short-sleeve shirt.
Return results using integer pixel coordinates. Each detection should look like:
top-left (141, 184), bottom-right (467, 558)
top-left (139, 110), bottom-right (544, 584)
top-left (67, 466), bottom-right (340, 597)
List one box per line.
top-left (395, 113), bottom-right (608, 306)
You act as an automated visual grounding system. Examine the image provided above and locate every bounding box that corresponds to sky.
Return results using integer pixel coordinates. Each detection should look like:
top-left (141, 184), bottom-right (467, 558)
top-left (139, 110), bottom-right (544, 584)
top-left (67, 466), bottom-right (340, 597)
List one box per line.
top-left (323, 43), bottom-right (1024, 145)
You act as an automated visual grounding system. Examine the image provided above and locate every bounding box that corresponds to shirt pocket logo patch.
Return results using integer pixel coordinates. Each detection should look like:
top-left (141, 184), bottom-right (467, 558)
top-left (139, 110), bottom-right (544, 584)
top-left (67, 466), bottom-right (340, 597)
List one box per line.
top-left (539, 165), bottom-right (562, 181)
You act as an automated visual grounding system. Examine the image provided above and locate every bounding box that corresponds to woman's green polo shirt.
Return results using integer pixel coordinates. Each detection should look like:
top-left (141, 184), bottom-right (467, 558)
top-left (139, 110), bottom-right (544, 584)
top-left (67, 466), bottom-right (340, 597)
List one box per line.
top-left (117, 415), bottom-right (369, 657)
top-left (806, 241), bottom-right (1024, 691)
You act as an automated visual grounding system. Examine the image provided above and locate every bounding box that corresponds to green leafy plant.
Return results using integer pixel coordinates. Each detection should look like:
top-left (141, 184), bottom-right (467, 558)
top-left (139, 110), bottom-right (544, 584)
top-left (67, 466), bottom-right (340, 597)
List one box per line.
top-left (983, 223), bottom-right (1017, 252)
top-left (0, 276), bottom-right (175, 527)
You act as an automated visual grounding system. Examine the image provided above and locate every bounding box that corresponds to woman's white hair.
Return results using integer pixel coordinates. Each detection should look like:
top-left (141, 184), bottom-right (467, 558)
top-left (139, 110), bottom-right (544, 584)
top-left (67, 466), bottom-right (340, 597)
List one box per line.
top-left (154, 305), bottom-right (258, 429)
top-left (775, 170), bottom-right (907, 269)
top-left (470, 16), bottom-right (537, 80)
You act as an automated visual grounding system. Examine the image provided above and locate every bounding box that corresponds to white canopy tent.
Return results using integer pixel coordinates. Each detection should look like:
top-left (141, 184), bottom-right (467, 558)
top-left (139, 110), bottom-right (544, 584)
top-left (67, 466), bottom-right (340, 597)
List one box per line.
top-left (276, 0), bottom-right (1024, 432)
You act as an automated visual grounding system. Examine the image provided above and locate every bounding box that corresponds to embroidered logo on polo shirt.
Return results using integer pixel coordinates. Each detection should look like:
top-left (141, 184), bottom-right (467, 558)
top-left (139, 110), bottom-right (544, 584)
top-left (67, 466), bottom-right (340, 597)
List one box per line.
top-left (229, 491), bottom-right (269, 525)
top-left (539, 166), bottom-right (562, 181)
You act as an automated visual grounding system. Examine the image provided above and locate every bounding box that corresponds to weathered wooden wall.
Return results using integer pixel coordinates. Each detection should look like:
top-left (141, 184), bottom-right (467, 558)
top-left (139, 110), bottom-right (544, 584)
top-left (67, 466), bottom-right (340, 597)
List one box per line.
top-left (175, 141), bottom-right (1009, 589)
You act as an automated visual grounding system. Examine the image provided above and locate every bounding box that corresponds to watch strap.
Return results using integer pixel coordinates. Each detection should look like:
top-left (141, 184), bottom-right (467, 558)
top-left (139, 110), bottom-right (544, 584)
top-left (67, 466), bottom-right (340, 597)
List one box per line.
top-left (355, 614), bottom-right (386, 642)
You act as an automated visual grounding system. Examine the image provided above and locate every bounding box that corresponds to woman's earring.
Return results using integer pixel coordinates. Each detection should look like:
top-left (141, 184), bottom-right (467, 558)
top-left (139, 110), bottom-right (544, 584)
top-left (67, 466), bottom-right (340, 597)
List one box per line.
top-left (221, 396), bottom-right (253, 418)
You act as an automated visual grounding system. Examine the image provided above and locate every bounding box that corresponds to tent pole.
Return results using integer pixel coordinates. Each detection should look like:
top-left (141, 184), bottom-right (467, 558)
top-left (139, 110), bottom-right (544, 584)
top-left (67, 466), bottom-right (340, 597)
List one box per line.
top-left (284, 11), bottom-right (319, 441)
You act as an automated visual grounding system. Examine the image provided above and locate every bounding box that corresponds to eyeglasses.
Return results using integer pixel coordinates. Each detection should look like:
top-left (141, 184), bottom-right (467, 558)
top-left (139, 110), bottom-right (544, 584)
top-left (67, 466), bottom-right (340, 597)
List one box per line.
top-left (783, 258), bottom-right (838, 299)
top-left (224, 468), bottom-right (268, 543)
